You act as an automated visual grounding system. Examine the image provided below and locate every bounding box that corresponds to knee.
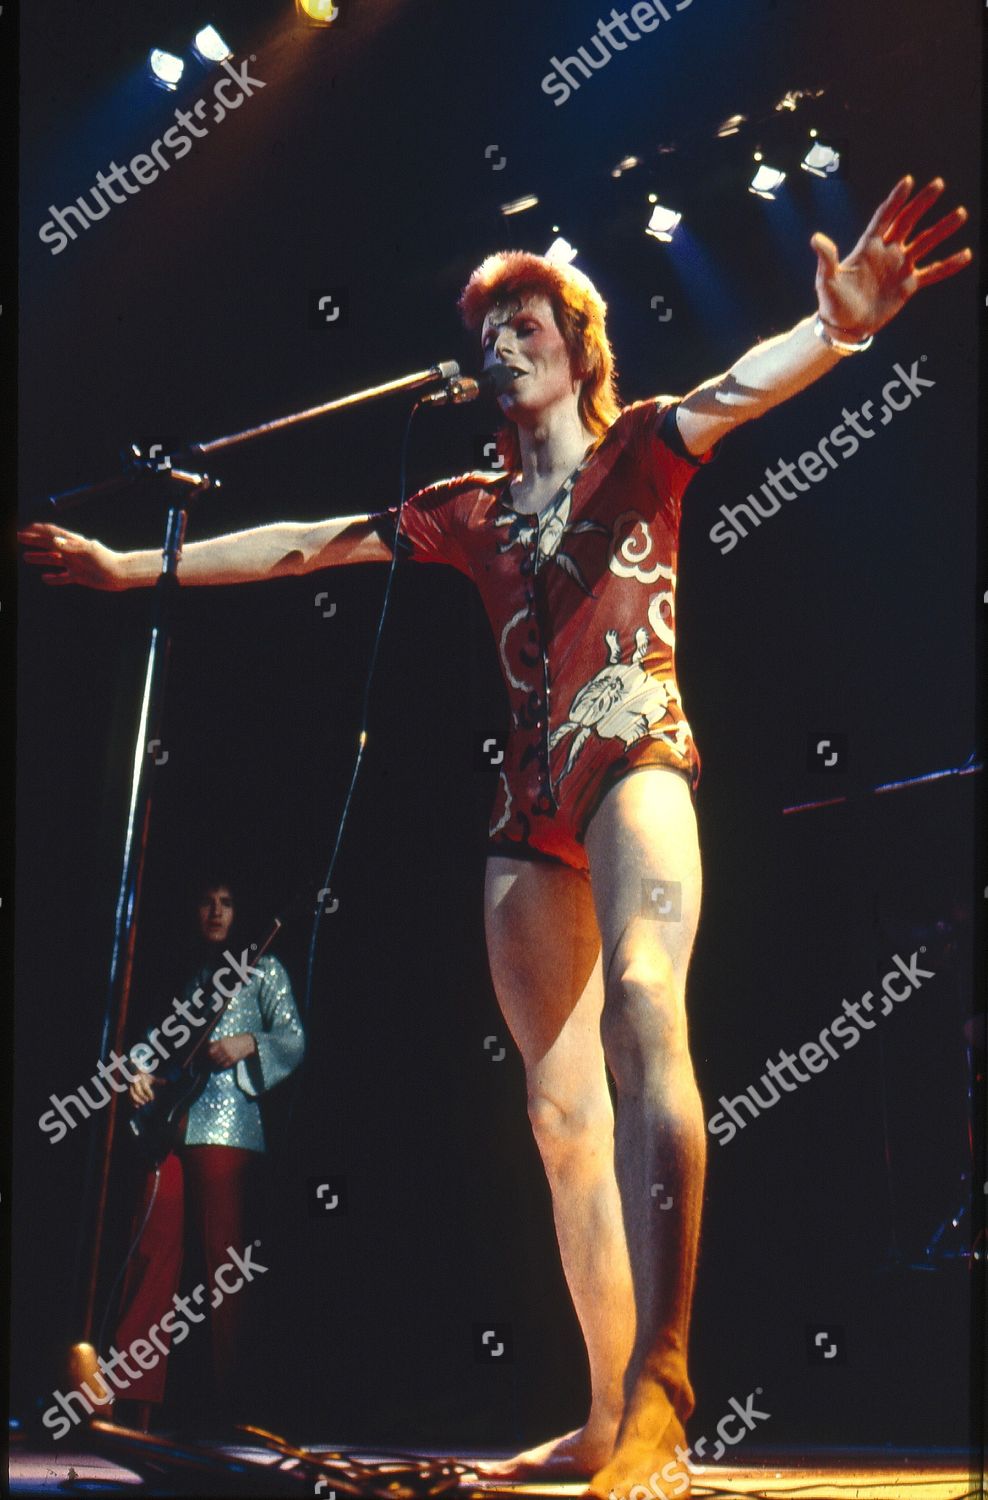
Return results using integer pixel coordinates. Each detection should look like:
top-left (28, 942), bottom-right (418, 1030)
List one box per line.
top-left (601, 954), bottom-right (691, 1093)
top-left (526, 1091), bottom-right (614, 1172)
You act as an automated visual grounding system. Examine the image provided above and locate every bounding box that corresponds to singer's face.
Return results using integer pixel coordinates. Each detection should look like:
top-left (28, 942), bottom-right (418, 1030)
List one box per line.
top-left (480, 293), bottom-right (580, 422)
top-left (197, 886), bottom-right (235, 946)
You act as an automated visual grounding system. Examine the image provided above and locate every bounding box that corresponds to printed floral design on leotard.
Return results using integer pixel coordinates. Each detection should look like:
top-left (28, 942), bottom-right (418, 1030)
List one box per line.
top-left (366, 399), bottom-right (716, 871)
top-left (609, 511), bottom-right (677, 646)
top-left (608, 510), bottom-right (672, 585)
top-left (494, 488), bottom-right (609, 597)
top-left (489, 768), bottom-right (513, 836)
top-left (548, 626), bottom-right (689, 793)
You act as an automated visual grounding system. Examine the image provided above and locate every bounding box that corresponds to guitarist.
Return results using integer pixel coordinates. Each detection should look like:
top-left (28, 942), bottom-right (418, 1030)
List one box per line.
top-left (111, 871), bottom-right (305, 1431)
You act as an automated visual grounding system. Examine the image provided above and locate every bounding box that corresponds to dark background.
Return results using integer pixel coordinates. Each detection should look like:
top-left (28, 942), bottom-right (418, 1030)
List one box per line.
top-left (15, 0), bottom-right (982, 1455)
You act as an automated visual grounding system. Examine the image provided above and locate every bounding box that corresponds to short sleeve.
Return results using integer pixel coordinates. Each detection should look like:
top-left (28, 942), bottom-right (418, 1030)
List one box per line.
top-left (367, 479), bottom-right (474, 578)
top-left (630, 397), bottom-right (720, 512)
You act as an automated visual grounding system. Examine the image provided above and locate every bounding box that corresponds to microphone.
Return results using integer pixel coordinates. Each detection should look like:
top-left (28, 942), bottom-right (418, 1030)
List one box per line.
top-left (421, 363), bottom-right (519, 406)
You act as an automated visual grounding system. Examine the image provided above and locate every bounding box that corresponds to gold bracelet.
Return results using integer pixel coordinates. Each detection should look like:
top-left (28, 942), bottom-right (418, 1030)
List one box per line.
top-left (814, 314), bottom-right (874, 356)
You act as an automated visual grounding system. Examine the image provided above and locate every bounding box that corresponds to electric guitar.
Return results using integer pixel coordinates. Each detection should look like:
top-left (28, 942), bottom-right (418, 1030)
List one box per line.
top-left (126, 889), bottom-right (313, 1163)
top-left (127, 963), bottom-right (243, 1164)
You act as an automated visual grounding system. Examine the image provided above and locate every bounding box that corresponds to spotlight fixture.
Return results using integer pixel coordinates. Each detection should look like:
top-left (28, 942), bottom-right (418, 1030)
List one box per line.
top-left (296, 0), bottom-right (340, 23)
top-left (500, 194), bottom-right (539, 216)
top-left (148, 48), bottom-right (185, 91)
top-left (545, 237), bottom-right (578, 266)
top-left (645, 203), bottom-right (682, 243)
top-left (801, 138), bottom-right (842, 178)
top-left (749, 163), bottom-right (787, 199)
top-left (612, 155), bottom-right (641, 179)
top-left (716, 114), bottom-right (746, 138)
top-left (192, 25), bottom-right (233, 63)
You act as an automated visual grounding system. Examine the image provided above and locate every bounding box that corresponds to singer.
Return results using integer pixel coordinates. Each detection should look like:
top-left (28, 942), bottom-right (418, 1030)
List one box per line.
top-left (19, 174), bottom-right (970, 1497)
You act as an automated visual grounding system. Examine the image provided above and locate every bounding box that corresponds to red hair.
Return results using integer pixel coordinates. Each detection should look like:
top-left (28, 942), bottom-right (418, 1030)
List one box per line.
top-left (458, 251), bottom-right (621, 471)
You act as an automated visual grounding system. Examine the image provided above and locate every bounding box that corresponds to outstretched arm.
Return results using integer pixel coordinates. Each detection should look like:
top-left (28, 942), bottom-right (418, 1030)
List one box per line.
top-left (676, 175), bottom-right (972, 458)
top-left (18, 513), bottom-right (392, 589)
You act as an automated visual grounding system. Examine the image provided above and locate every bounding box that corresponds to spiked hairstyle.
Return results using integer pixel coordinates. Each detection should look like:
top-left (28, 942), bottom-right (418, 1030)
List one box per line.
top-left (458, 251), bottom-right (621, 471)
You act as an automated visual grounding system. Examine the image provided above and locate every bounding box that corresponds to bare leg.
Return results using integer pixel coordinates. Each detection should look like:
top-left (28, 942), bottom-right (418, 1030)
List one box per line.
top-left (477, 854), bottom-right (636, 1478)
top-left (582, 768), bottom-right (706, 1500)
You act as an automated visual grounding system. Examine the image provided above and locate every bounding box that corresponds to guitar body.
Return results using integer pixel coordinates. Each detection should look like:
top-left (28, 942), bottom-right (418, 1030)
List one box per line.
top-left (128, 1057), bottom-right (211, 1165)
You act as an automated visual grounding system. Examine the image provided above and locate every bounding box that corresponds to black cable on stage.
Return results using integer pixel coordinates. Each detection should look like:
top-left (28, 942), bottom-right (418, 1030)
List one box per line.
top-left (94, 1164), bottom-right (162, 1379)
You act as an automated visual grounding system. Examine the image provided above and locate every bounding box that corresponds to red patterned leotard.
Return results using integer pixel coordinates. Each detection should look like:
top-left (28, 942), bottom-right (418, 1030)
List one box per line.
top-left (370, 397), bottom-right (717, 874)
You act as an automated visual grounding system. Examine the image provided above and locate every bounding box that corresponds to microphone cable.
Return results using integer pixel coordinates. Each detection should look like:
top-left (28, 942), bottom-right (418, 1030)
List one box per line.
top-left (93, 1164), bottom-right (162, 1394)
top-left (282, 361), bottom-right (515, 1132)
top-left (291, 397), bottom-right (427, 1113)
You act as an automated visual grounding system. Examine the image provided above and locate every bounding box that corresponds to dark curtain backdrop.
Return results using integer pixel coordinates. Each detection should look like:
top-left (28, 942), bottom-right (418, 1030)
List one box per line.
top-left (15, 0), bottom-right (981, 1450)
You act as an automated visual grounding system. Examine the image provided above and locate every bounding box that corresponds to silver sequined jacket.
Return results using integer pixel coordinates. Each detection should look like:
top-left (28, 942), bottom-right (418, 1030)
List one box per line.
top-left (179, 954), bottom-right (305, 1153)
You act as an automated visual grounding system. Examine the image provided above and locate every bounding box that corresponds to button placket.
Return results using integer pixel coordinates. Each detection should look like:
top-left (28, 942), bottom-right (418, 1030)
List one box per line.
top-left (533, 510), bottom-right (557, 811)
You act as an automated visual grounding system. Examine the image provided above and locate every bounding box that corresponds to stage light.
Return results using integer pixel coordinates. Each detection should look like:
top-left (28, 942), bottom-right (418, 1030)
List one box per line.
top-left (802, 139), bottom-right (841, 178)
top-left (192, 25), bottom-right (233, 63)
top-left (749, 163), bottom-right (787, 199)
top-left (296, 0), bottom-right (340, 23)
top-left (775, 87), bottom-right (824, 113)
top-left (717, 114), bottom-right (746, 138)
top-left (546, 237), bottom-right (578, 265)
top-left (148, 48), bottom-right (185, 91)
top-left (500, 194), bottom-right (539, 216)
top-left (645, 203), bottom-right (682, 243)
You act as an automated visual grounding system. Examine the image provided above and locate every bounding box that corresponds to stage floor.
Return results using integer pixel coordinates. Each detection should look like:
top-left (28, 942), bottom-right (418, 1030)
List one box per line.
top-left (7, 1439), bottom-right (982, 1498)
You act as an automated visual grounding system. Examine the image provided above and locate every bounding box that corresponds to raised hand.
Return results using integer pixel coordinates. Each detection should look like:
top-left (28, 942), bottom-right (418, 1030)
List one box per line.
top-left (18, 521), bottom-right (124, 590)
top-left (811, 175), bottom-right (971, 341)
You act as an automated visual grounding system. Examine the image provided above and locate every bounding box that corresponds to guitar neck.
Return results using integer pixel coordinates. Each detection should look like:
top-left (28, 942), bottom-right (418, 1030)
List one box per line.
top-left (181, 916), bottom-right (285, 1069)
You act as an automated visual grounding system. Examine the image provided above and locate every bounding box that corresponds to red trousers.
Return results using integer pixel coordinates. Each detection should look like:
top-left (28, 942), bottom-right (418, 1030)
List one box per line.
top-left (113, 1145), bottom-right (259, 1406)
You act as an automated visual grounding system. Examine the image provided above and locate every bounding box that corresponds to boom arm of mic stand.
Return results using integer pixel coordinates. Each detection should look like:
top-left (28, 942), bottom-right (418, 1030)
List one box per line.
top-left (45, 362), bottom-right (459, 512)
top-left (48, 459), bottom-right (217, 515)
top-left (188, 361), bottom-right (460, 458)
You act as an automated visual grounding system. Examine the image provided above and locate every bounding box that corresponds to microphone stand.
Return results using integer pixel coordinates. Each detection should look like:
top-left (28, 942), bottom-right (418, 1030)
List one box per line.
top-left (49, 359), bottom-right (463, 1410)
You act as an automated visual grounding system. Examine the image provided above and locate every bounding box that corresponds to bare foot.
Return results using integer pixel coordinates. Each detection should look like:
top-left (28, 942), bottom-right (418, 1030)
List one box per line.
top-left (473, 1423), bottom-right (619, 1481)
top-left (585, 1402), bottom-right (690, 1500)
